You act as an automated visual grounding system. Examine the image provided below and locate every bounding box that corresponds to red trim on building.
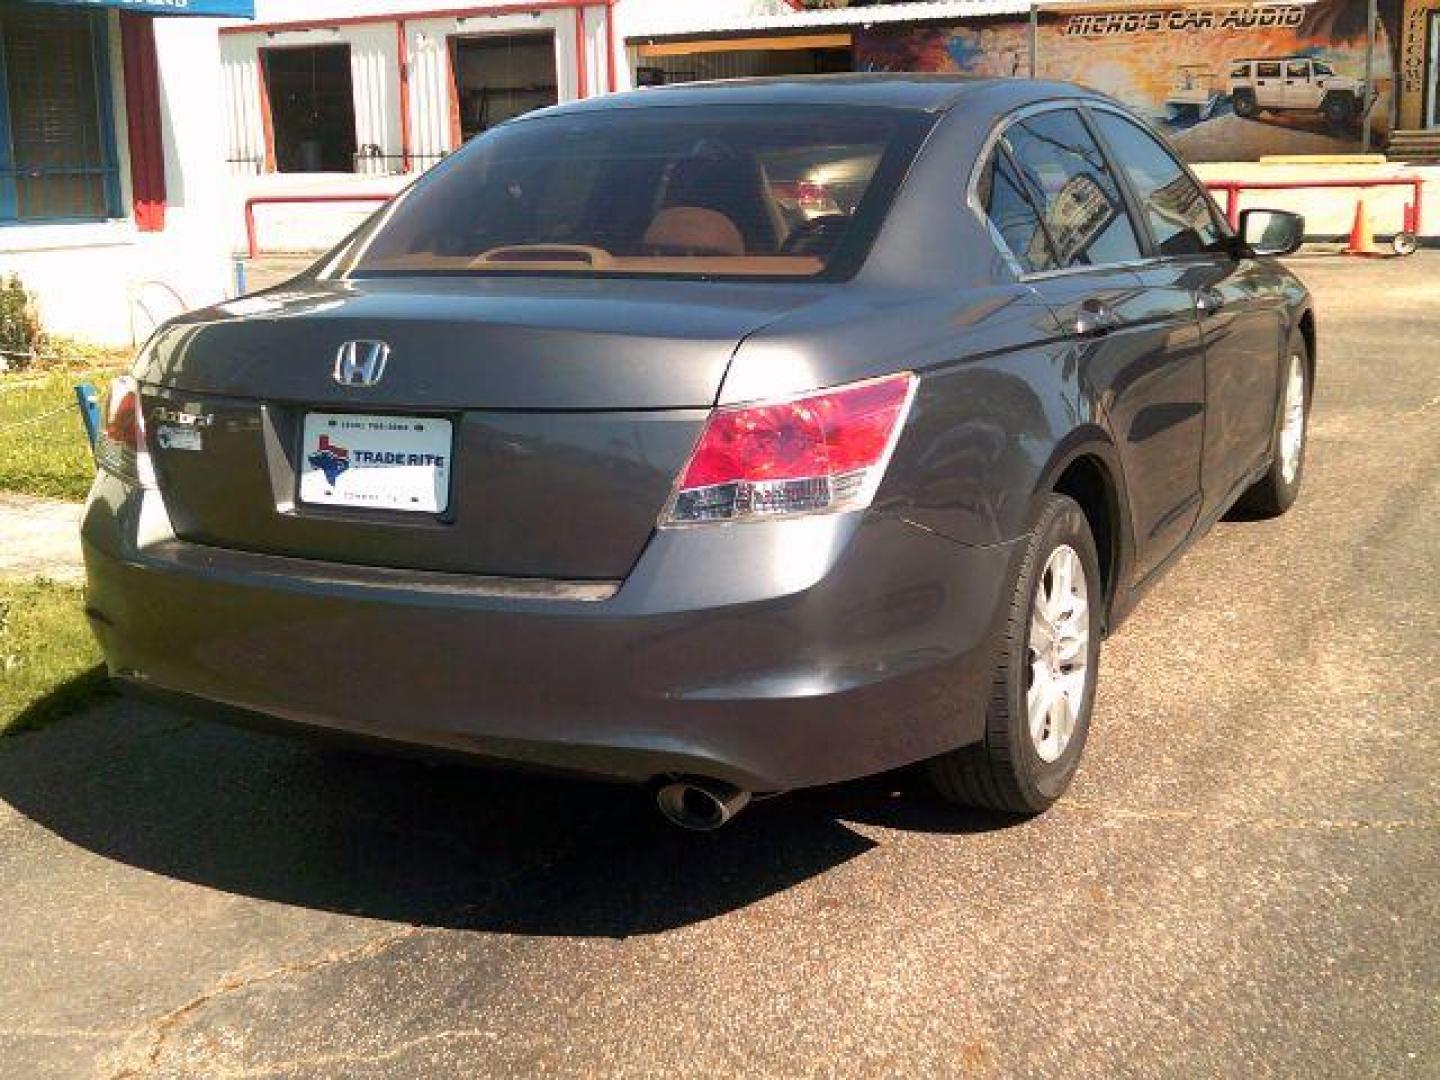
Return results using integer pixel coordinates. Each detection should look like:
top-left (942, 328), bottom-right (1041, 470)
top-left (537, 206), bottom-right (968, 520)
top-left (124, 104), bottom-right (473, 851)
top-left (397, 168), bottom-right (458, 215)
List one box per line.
top-left (119, 12), bottom-right (167, 232)
top-left (574, 6), bottom-right (588, 98)
top-left (604, 0), bottom-right (616, 92)
top-left (220, 1), bottom-right (597, 36)
top-left (256, 48), bottom-right (278, 173)
top-left (445, 37), bottom-right (467, 152)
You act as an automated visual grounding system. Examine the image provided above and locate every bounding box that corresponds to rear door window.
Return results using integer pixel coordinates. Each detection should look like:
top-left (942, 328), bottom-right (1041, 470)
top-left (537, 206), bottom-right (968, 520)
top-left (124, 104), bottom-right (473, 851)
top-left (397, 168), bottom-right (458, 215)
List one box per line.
top-left (1000, 109), bottom-right (1143, 269)
top-left (978, 148), bottom-right (1058, 274)
top-left (1089, 110), bottom-right (1225, 257)
top-left (1258, 61), bottom-right (1282, 78)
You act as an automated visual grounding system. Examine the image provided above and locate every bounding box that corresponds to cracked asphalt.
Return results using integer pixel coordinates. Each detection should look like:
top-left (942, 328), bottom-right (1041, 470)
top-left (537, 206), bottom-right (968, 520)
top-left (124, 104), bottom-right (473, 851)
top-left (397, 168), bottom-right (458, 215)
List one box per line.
top-left (2, 255), bottom-right (1436, 1079)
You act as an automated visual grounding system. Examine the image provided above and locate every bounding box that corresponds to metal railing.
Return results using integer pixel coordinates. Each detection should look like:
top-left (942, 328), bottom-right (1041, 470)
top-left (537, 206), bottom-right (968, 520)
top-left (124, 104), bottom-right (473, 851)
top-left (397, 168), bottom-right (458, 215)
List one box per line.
top-left (239, 176), bottom-right (1428, 263)
top-left (1205, 176), bottom-right (1425, 237)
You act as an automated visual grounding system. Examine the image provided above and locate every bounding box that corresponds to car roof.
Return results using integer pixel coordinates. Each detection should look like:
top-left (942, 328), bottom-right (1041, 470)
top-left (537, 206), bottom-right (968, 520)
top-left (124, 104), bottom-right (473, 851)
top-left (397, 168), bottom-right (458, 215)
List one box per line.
top-left (516, 74), bottom-right (1100, 120)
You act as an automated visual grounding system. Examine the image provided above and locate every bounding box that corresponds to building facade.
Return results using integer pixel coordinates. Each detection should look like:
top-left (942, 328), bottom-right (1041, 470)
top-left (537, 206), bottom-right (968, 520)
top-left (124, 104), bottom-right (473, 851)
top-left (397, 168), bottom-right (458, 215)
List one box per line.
top-left (0, 0), bottom-right (251, 346)
top-left (627, 1), bottom-right (1440, 159)
top-left (219, 0), bottom-right (620, 183)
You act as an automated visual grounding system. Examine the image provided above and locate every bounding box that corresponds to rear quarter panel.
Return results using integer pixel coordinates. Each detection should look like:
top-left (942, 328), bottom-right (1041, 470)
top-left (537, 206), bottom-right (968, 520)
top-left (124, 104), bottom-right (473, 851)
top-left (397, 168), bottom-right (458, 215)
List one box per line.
top-left (722, 89), bottom-right (1128, 551)
top-left (723, 283), bottom-right (1108, 549)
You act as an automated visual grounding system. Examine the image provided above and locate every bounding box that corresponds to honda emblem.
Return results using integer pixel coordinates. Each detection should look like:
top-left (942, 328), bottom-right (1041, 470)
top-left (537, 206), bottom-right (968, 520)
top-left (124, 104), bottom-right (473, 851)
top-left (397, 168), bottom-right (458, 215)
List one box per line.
top-left (333, 340), bottom-right (391, 388)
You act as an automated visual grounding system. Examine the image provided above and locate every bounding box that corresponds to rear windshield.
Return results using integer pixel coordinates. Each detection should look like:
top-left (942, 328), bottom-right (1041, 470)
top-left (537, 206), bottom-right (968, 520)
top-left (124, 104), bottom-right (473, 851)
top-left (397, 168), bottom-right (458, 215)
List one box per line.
top-left (331, 105), bottom-right (933, 281)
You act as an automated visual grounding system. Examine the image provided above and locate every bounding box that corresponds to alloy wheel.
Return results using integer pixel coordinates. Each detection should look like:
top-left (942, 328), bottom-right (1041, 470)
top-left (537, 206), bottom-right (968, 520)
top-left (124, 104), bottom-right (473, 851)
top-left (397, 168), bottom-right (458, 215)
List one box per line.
top-left (1027, 544), bottom-right (1090, 764)
top-left (1279, 351), bottom-right (1306, 485)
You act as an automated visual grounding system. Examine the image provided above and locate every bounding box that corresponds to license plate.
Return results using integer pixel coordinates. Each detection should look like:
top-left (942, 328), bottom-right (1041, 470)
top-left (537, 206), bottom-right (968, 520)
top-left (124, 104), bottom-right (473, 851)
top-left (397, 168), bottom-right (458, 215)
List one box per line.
top-left (299, 413), bottom-right (452, 513)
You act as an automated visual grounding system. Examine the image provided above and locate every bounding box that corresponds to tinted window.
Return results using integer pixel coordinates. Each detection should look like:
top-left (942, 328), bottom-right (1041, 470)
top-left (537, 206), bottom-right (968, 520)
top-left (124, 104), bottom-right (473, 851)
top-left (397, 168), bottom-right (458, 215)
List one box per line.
top-left (978, 149), bottom-right (1057, 273)
top-left (1287, 60), bottom-right (1308, 78)
top-left (1091, 111), bottom-right (1224, 258)
top-left (1230, 63), bottom-right (1249, 78)
top-left (1258, 62), bottom-right (1282, 78)
top-left (335, 105), bottom-right (931, 280)
top-left (1001, 109), bottom-right (1142, 268)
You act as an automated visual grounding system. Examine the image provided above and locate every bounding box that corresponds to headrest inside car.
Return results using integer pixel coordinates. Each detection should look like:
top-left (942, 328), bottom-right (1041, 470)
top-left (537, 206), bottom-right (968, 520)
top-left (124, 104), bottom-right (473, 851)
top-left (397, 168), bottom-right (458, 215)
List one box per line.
top-left (642, 207), bottom-right (746, 257)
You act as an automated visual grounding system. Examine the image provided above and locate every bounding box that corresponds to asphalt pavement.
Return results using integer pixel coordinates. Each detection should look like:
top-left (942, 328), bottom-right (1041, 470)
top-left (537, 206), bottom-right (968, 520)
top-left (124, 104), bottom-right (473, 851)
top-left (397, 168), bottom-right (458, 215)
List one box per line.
top-left (2, 253), bottom-right (1436, 1079)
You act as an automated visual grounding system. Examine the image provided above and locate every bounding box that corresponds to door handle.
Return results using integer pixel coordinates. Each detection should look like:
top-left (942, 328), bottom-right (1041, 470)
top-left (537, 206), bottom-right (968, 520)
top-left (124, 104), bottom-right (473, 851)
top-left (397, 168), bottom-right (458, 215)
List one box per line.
top-left (1195, 288), bottom-right (1225, 316)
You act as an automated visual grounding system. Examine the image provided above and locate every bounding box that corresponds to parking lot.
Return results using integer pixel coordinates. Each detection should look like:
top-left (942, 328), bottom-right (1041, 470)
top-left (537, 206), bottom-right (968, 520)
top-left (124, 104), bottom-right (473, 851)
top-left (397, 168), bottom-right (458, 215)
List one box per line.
top-left (2, 253), bottom-right (1437, 1079)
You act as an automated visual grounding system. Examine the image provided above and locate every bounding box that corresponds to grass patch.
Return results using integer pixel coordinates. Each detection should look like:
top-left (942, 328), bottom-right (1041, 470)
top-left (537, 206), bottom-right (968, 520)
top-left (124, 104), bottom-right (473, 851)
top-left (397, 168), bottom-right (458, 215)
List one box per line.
top-left (1, 577), bottom-right (109, 736)
top-left (0, 365), bottom-right (123, 501)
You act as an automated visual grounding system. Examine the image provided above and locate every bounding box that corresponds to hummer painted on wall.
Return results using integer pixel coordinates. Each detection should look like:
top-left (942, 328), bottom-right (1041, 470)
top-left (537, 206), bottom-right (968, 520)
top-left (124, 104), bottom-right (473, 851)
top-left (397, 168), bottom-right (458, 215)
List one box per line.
top-left (1227, 55), bottom-right (1370, 127)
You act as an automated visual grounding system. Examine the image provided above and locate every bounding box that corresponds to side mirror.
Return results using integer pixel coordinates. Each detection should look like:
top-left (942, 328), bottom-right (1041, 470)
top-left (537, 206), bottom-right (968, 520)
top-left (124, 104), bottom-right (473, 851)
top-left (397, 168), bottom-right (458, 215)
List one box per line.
top-left (1238, 208), bottom-right (1305, 257)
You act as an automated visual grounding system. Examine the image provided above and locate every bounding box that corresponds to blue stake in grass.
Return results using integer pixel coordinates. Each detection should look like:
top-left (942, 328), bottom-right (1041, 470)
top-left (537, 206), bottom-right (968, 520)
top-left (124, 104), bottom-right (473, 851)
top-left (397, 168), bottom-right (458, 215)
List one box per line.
top-left (74, 382), bottom-right (101, 452)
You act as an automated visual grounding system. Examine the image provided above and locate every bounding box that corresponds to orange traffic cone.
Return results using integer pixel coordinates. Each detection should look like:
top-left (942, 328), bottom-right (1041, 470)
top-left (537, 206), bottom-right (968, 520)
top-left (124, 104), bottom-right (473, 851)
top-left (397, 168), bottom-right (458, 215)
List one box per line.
top-left (1345, 198), bottom-right (1382, 257)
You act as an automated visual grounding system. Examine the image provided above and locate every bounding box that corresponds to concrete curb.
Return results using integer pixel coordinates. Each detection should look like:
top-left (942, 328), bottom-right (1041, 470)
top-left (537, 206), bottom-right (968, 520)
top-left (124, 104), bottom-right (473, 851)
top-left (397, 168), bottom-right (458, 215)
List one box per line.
top-left (0, 492), bottom-right (83, 583)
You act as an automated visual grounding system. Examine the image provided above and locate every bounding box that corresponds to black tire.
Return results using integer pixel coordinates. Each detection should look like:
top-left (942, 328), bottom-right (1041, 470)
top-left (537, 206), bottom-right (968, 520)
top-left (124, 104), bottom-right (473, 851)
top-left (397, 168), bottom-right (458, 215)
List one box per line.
top-left (927, 494), bottom-right (1102, 815)
top-left (1236, 333), bottom-right (1310, 518)
top-left (1322, 94), bottom-right (1356, 127)
top-left (1233, 92), bottom-right (1259, 119)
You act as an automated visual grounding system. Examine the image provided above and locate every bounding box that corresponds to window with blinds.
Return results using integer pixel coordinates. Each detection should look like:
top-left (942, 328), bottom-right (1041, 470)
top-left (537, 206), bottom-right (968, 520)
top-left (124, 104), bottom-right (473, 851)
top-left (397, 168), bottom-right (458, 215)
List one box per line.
top-left (0, 7), bottom-right (120, 222)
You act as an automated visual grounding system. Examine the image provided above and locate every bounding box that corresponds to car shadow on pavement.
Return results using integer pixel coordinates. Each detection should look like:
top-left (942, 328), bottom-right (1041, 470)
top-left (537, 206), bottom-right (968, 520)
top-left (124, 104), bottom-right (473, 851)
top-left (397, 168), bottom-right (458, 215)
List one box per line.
top-left (0, 689), bottom-right (1016, 937)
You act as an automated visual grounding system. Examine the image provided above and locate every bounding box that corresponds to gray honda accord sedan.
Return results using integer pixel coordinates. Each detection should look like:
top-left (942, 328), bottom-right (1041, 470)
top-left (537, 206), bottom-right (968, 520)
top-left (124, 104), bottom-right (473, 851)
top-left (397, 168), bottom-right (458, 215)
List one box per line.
top-left (83, 76), bottom-right (1314, 829)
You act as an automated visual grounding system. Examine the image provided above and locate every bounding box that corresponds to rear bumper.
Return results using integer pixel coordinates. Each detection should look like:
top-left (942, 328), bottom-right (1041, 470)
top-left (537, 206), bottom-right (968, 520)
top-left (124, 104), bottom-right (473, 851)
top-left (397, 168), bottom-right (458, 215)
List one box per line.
top-left (81, 474), bottom-right (1019, 792)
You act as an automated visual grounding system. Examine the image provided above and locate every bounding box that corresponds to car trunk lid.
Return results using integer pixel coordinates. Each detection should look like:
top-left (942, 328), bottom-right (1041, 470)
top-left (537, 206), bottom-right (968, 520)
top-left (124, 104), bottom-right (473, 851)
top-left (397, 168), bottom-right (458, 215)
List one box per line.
top-left (138, 277), bottom-right (816, 580)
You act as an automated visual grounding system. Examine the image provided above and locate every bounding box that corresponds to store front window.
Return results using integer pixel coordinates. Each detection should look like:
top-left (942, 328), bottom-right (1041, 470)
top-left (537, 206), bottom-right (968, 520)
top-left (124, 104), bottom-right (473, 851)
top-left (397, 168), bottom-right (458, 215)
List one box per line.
top-left (262, 44), bottom-right (358, 173)
top-left (450, 33), bottom-right (558, 142)
top-left (0, 6), bottom-right (120, 222)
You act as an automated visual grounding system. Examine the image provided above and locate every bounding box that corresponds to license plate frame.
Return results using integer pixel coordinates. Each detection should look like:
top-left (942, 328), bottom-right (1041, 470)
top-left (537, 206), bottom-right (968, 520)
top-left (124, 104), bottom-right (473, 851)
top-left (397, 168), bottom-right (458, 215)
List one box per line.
top-left (298, 412), bottom-right (454, 514)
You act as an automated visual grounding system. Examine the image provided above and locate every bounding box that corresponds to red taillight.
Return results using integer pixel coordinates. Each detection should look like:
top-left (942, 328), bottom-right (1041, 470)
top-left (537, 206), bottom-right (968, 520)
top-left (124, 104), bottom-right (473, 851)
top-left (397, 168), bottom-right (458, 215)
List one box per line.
top-left (103, 377), bottom-right (144, 452)
top-left (96, 375), bottom-right (153, 486)
top-left (663, 373), bottom-right (916, 525)
top-left (772, 180), bottom-right (833, 216)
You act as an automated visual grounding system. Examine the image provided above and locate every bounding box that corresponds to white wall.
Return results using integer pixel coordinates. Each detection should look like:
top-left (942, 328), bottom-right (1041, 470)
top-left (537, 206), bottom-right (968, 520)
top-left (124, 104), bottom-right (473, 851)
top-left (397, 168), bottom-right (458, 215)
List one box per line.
top-left (614, 0), bottom-right (791, 46)
top-left (0, 13), bottom-right (232, 346)
top-left (221, 31), bottom-right (265, 176)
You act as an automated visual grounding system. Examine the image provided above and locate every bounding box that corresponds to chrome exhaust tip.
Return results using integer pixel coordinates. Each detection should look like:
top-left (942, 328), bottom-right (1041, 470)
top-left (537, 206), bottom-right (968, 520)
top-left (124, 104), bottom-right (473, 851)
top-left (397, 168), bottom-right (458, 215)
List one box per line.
top-left (655, 778), bottom-right (751, 831)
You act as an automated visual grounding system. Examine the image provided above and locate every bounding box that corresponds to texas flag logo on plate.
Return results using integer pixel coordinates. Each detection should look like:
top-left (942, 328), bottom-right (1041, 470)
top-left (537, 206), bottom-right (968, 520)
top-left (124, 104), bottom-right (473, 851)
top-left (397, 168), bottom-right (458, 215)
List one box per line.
top-left (299, 413), bottom-right (453, 514)
top-left (307, 435), bottom-right (352, 486)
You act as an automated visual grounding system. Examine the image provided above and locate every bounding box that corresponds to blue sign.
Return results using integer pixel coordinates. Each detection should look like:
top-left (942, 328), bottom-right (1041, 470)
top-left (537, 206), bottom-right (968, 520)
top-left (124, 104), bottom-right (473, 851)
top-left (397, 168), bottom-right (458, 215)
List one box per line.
top-left (27, 0), bottom-right (255, 16)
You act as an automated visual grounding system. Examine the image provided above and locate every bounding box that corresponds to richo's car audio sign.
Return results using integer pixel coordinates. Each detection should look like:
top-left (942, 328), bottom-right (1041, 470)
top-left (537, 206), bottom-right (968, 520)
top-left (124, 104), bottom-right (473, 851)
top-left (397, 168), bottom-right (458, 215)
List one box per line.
top-left (1063, 7), bottom-right (1308, 37)
top-left (857, 0), bottom-right (1398, 163)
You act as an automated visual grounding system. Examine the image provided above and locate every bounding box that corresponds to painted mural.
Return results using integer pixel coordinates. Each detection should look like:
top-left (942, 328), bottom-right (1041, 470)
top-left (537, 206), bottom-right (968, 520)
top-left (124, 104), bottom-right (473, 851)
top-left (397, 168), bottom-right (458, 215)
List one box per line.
top-left (855, 1), bottom-right (1404, 161)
